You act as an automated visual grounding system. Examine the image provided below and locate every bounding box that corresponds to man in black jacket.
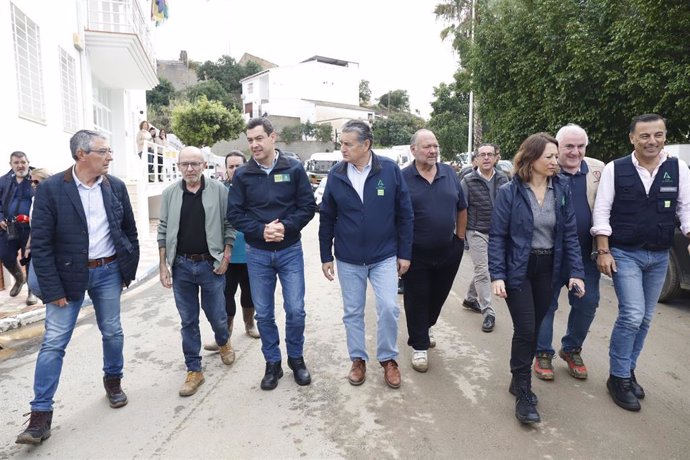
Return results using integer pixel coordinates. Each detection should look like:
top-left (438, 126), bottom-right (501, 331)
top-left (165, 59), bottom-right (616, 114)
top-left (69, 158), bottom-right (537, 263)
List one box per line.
top-left (227, 118), bottom-right (316, 391)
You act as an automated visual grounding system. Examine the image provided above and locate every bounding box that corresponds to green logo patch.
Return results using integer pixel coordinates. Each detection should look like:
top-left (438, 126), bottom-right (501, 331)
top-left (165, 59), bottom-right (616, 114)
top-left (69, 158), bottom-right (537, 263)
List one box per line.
top-left (274, 174), bottom-right (291, 183)
top-left (376, 179), bottom-right (385, 197)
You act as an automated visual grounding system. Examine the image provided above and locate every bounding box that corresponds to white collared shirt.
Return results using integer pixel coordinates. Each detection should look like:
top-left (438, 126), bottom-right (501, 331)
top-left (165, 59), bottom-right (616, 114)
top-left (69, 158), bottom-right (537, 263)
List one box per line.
top-left (72, 168), bottom-right (116, 259)
top-left (259, 151), bottom-right (279, 175)
top-left (347, 153), bottom-right (372, 203)
top-left (591, 151), bottom-right (690, 236)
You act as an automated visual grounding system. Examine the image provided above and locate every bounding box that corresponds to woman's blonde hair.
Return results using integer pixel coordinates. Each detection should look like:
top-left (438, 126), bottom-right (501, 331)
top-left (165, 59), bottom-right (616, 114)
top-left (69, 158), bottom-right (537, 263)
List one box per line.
top-left (31, 168), bottom-right (52, 181)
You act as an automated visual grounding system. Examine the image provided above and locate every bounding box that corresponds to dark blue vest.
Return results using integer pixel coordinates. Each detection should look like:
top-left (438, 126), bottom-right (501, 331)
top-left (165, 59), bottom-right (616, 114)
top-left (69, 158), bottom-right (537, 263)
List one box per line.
top-left (610, 155), bottom-right (679, 250)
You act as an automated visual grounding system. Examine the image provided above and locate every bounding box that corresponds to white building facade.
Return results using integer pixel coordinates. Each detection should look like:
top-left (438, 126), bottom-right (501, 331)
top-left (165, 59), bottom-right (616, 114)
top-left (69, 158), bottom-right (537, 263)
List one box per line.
top-left (0, 0), bottom-right (158, 229)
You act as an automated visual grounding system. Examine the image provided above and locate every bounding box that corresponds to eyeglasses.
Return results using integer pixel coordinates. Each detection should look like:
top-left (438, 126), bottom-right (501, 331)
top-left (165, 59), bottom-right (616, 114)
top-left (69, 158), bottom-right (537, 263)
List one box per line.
top-left (31, 179), bottom-right (41, 185)
top-left (476, 152), bottom-right (497, 159)
top-left (89, 148), bottom-right (113, 155)
top-left (226, 165), bottom-right (242, 169)
top-left (178, 162), bottom-right (203, 170)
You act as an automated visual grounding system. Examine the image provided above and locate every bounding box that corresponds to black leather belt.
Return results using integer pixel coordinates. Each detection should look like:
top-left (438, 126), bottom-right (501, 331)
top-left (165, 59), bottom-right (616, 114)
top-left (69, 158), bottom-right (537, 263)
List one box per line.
top-left (87, 255), bottom-right (117, 268)
top-left (178, 253), bottom-right (214, 262)
top-left (530, 248), bottom-right (554, 256)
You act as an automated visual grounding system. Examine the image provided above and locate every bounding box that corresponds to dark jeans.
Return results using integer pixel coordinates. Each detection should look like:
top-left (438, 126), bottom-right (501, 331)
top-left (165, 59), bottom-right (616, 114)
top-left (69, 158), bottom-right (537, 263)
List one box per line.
top-left (225, 262), bottom-right (254, 318)
top-left (505, 253), bottom-right (554, 375)
top-left (402, 236), bottom-right (464, 350)
top-left (0, 224), bottom-right (30, 269)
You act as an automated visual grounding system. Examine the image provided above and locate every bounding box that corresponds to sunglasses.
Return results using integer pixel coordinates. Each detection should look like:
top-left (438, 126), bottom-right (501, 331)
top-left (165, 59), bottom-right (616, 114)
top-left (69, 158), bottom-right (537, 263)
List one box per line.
top-left (31, 179), bottom-right (42, 185)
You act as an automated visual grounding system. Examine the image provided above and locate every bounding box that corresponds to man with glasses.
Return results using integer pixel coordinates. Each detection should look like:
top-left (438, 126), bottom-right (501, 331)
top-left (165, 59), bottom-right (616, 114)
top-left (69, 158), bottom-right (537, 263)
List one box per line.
top-left (534, 124), bottom-right (604, 381)
top-left (460, 143), bottom-right (509, 332)
top-left (227, 118), bottom-right (316, 390)
top-left (158, 146), bottom-right (236, 397)
top-left (0, 150), bottom-right (36, 305)
top-left (16, 130), bottom-right (139, 445)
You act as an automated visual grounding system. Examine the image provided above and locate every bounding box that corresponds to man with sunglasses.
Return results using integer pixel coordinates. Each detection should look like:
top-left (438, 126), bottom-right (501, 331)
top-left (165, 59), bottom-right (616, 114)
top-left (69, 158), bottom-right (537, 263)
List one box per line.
top-left (158, 146), bottom-right (237, 397)
top-left (16, 130), bottom-right (140, 445)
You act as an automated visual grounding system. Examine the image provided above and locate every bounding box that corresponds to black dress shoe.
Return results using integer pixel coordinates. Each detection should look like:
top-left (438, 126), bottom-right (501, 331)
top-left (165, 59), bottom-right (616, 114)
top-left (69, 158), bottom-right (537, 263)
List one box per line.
top-left (607, 375), bottom-right (641, 411)
top-left (482, 315), bottom-right (495, 332)
top-left (287, 357), bottom-right (312, 386)
top-left (630, 369), bottom-right (645, 399)
top-left (103, 376), bottom-right (128, 408)
top-left (462, 298), bottom-right (481, 313)
top-left (261, 361), bottom-right (283, 390)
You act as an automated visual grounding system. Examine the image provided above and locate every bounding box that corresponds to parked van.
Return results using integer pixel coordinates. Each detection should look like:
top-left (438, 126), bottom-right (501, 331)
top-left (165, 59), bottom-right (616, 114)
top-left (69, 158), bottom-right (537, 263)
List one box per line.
top-left (305, 151), bottom-right (342, 188)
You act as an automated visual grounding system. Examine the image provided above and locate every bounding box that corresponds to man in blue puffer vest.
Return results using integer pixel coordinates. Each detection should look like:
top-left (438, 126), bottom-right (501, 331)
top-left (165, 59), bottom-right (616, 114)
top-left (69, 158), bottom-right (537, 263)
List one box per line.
top-left (16, 130), bottom-right (139, 445)
top-left (319, 120), bottom-right (414, 390)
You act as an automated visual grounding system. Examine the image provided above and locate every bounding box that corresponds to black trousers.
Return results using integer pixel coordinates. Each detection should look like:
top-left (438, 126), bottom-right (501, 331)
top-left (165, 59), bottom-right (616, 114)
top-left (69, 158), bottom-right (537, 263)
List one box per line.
top-left (402, 237), bottom-right (464, 350)
top-left (505, 253), bottom-right (555, 375)
top-left (224, 263), bottom-right (254, 318)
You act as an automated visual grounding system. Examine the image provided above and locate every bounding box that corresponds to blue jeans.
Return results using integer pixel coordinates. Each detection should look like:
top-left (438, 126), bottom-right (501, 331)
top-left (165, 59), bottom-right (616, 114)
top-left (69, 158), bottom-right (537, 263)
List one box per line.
top-left (337, 256), bottom-right (399, 362)
top-left (172, 256), bottom-right (229, 372)
top-left (609, 247), bottom-right (668, 378)
top-left (536, 258), bottom-right (601, 355)
top-left (246, 241), bottom-right (306, 363)
top-left (31, 260), bottom-right (124, 411)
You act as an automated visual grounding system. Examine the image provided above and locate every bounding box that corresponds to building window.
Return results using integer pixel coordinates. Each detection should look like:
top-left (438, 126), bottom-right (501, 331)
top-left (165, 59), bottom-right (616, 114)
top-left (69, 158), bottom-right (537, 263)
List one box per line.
top-left (92, 86), bottom-right (112, 136)
top-left (11, 3), bottom-right (45, 123)
top-left (59, 47), bottom-right (79, 133)
top-left (247, 82), bottom-right (254, 95)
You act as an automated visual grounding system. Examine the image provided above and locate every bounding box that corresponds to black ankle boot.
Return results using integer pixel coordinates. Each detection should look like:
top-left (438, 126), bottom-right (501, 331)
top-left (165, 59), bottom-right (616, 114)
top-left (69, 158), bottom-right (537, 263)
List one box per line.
top-left (103, 375), bottom-right (128, 408)
top-left (509, 374), bottom-right (538, 405)
top-left (287, 356), bottom-right (311, 386)
top-left (607, 375), bottom-right (641, 411)
top-left (260, 361), bottom-right (283, 390)
top-left (16, 410), bottom-right (53, 445)
top-left (630, 369), bottom-right (645, 399)
top-left (514, 373), bottom-right (540, 424)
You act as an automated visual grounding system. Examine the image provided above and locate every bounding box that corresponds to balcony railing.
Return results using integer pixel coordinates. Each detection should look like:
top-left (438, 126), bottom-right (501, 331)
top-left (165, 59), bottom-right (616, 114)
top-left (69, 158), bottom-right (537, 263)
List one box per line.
top-left (142, 140), bottom-right (180, 185)
top-left (86, 0), bottom-right (155, 68)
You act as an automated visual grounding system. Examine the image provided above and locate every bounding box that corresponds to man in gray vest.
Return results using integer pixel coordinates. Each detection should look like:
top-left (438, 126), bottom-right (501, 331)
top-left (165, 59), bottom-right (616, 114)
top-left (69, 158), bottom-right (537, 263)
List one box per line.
top-left (592, 114), bottom-right (690, 412)
top-left (461, 143), bottom-right (508, 332)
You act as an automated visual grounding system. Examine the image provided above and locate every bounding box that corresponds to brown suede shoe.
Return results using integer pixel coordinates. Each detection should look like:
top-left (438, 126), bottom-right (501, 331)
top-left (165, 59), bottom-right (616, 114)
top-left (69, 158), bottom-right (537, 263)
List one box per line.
top-left (219, 342), bottom-right (235, 365)
top-left (380, 359), bottom-right (401, 389)
top-left (348, 358), bottom-right (366, 386)
top-left (179, 371), bottom-right (205, 397)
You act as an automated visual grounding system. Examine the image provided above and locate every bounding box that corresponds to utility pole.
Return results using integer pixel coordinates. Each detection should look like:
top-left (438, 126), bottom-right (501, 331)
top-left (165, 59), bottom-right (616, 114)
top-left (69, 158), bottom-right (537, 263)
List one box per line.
top-left (467, 0), bottom-right (476, 154)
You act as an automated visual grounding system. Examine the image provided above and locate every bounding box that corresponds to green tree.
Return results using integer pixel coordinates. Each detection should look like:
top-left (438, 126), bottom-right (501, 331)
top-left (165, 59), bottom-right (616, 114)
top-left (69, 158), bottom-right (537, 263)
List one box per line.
top-left (171, 96), bottom-right (245, 147)
top-left (377, 89), bottom-right (410, 112)
top-left (196, 55), bottom-right (262, 94)
top-left (146, 78), bottom-right (175, 107)
top-left (372, 112), bottom-right (426, 146)
top-left (452, 0), bottom-right (690, 161)
top-left (428, 80), bottom-right (470, 160)
top-left (359, 80), bottom-right (372, 105)
top-left (314, 123), bottom-right (333, 143)
top-left (280, 125), bottom-right (301, 144)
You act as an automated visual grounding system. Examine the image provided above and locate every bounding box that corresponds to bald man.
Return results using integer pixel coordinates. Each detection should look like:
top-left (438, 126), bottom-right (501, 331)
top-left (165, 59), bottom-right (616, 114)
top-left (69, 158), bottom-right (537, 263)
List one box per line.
top-left (158, 147), bottom-right (236, 397)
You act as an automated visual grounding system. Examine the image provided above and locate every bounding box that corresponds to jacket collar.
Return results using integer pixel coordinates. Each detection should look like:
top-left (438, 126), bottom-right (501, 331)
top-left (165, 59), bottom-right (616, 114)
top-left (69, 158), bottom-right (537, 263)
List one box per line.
top-left (244, 148), bottom-right (292, 174)
top-left (334, 151), bottom-right (383, 177)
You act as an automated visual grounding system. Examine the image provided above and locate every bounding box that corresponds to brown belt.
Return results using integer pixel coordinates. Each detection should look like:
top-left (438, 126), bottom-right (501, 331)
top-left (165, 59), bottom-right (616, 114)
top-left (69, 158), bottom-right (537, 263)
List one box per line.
top-left (87, 255), bottom-right (117, 268)
top-left (178, 253), bottom-right (214, 262)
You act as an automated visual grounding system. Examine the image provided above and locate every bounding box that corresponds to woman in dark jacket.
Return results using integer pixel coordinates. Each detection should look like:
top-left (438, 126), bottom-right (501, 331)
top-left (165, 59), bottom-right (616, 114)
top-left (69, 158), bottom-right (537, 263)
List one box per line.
top-left (489, 132), bottom-right (585, 424)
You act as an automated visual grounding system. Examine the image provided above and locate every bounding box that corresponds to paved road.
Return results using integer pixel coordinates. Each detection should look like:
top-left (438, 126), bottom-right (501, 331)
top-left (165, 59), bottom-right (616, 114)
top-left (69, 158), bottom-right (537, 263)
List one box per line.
top-left (1, 220), bottom-right (689, 459)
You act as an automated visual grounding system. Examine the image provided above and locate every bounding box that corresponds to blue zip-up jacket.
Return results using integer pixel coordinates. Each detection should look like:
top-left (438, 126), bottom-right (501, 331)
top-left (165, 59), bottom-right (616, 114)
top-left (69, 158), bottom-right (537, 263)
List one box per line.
top-left (227, 149), bottom-right (316, 251)
top-left (488, 174), bottom-right (584, 289)
top-left (319, 152), bottom-right (414, 265)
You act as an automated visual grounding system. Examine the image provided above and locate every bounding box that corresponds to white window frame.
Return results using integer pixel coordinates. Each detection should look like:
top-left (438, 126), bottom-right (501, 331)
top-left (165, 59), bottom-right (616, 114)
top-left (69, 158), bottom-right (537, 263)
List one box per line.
top-left (11, 3), bottom-right (46, 123)
top-left (59, 47), bottom-right (79, 133)
top-left (247, 82), bottom-right (254, 95)
top-left (92, 86), bottom-right (112, 137)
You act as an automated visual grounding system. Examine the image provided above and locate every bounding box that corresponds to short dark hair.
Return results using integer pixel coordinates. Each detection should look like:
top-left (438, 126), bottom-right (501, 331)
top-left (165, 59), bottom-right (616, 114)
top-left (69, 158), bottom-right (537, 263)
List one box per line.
top-left (247, 117), bottom-right (274, 135)
top-left (513, 132), bottom-right (558, 182)
top-left (225, 150), bottom-right (246, 166)
top-left (341, 120), bottom-right (373, 149)
top-left (69, 130), bottom-right (107, 161)
top-left (629, 113), bottom-right (666, 133)
top-left (10, 151), bottom-right (28, 161)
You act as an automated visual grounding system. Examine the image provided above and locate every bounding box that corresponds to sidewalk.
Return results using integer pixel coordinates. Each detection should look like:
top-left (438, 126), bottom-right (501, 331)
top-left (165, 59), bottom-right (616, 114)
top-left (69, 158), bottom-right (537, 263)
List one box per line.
top-left (0, 221), bottom-right (160, 333)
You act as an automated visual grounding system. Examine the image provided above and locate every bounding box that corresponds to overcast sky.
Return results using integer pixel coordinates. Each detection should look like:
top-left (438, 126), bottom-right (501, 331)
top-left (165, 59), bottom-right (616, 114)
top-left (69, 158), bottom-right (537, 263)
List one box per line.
top-left (152, 0), bottom-right (459, 118)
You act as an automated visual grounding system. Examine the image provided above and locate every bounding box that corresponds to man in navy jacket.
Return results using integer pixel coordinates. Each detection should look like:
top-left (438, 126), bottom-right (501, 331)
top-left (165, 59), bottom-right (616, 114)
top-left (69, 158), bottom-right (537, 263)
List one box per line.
top-left (16, 130), bottom-right (139, 446)
top-left (319, 120), bottom-right (414, 389)
top-left (227, 117), bottom-right (316, 391)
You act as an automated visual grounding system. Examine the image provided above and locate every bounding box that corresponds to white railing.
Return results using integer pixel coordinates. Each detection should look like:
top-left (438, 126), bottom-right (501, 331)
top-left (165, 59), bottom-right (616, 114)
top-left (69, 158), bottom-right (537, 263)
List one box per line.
top-left (142, 140), bottom-right (180, 184)
top-left (86, 0), bottom-right (155, 68)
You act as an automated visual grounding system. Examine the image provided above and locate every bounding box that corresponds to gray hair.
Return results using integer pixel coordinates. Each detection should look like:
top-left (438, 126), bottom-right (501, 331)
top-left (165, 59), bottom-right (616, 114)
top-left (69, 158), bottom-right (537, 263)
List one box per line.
top-left (69, 130), bottom-right (107, 161)
top-left (341, 120), bottom-right (373, 148)
top-left (556, 123), bottom-right (589, 146)
top-left (10, 150), bottom-right (28, 161)
top-left (410, 129), bottom-right (434, 147)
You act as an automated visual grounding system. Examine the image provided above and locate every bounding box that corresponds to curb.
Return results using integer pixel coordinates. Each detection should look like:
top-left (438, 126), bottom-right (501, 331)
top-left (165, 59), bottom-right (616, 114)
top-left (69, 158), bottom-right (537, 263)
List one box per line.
top-left (0, 262), bottom-right (159, 334)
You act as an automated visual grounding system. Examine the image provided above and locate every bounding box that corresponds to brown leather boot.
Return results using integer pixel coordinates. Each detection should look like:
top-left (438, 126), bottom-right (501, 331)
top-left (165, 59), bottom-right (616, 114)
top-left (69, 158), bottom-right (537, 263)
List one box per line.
top-left (219, 341), bottom-right (235, 365)
top-left (203, 318), bottom-right (233, 351)
top-left (179, 371), bottom-right (205, 397)
top-left (15, 410), bottom-right (52, 445)
top-left (243, 308), bottom-right (260, 338)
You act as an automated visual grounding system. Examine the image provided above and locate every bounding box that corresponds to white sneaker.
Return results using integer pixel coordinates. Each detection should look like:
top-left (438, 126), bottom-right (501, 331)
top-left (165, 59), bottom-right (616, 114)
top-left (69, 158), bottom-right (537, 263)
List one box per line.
top-left (428, 328), bottom-right (436, 348)
top-left (411, 349), bottom-right (428, 373)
